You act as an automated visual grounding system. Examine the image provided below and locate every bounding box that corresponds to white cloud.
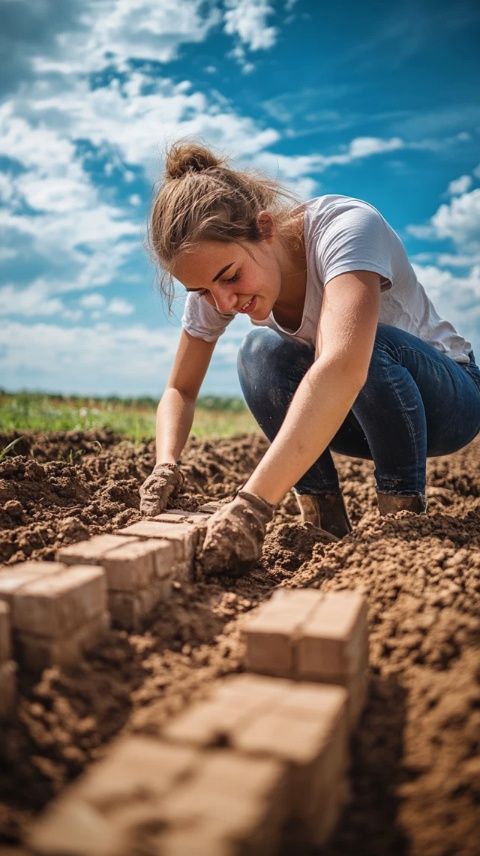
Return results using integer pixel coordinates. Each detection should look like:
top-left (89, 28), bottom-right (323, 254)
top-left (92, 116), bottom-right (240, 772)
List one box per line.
top-left (430, 189), bottom-right (480, 252)
top-left (0, 281), bottom-right (64, 318)
top-left (224, 0), bottom-right (277, 52)
top-left (107, 298), bottom-right (134, 316)
top-left (0, 312), bottom-right (251, 395)
top-left (447, 175), bottom-right (473, 196)
top-left (32, 0), bottom-right (222, 75)
top-left (408, 188), bottom-right (480, 253)
top-left (413, 262), bottom-right (480, 351)
top-left (80, 293), bottom-right (106, 310)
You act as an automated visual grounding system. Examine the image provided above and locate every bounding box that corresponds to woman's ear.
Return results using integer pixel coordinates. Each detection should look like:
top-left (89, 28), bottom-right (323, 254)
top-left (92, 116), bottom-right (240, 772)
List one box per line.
top-left (256, 211), bottom-right (275, 240)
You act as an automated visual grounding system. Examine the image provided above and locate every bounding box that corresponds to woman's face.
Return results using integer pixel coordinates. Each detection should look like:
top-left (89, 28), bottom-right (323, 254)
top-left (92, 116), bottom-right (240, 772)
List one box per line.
top-left (172, 238), bottom-right (283, 320)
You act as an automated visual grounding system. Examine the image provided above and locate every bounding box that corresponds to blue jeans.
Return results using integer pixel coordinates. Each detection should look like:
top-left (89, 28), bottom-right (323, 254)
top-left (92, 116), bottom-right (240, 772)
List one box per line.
top-left (237, 323), bottom-right (480, 496)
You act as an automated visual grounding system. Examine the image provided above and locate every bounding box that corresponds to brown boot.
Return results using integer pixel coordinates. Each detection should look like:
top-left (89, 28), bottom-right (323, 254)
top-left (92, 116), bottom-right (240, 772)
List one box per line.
top-left (376, 491), bottom-right (427, 515)
top-left (295, 492), bottom-right (353, 538)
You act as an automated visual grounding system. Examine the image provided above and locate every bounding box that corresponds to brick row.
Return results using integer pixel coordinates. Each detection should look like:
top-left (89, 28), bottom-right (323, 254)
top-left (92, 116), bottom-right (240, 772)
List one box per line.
top-left (28, 736), bottom-right (288, 856)
top-left (0, 561), bottom-right (108, 671)
top-left (162, 672), bottom-right (349, 847)
top-left (0, 510), bottom-right (206, 699)
top-left (242, 588), bottom-right (369, 725)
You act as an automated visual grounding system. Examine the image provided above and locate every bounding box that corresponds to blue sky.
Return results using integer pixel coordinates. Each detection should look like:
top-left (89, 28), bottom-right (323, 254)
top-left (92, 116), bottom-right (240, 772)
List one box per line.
top-left (1, 0), bottom-right (479, 397)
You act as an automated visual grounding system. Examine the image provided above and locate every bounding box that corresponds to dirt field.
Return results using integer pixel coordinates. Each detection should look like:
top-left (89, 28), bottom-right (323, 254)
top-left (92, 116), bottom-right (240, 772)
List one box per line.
top-left (0, 429), bottom-right (479, 855)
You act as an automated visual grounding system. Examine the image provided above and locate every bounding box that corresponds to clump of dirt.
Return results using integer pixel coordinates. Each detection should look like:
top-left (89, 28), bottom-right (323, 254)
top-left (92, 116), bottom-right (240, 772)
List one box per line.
top-left (1, 430), bottom-right (480, 856)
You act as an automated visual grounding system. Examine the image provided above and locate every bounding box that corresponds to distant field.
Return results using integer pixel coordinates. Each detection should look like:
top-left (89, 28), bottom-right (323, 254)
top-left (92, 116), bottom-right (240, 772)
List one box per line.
top-left (0, 391), bottom-right (258, 442)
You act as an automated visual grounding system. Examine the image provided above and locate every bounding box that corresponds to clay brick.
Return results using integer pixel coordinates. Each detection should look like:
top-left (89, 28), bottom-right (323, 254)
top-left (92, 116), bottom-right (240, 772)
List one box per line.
top-left (12, 565), bottom-right (106, 638)
top-left (327, 664), bottom-right (369, 727)
top-left (160, 830), bottom-right (233, 856)
top-left (100, 539), bottom-right (173, 591)
top-left (109, 574), bottom-right (172, 630)
top-left (0, 600), bottom-right (11, 662)
top-left (232, 681), bottom-right (348, 821)
top-left (158, 751), bottom-right (287, 855)
top-left (0, 561), bottom-right (66, 605)
top-left (214, 673), bottom-right (292, 705)
top-left (57, 534), bottom-right (138, 566)
top-left (29, 737), bottom-right (199, 856)
top-left (116, 520), bottom-right (198, 561)
top-left (0, 660), bottom-right (17, 719)
top-left (163, 674), bottom-right (290, 747)
top-left (242, 588), bottom-right (320, 677)
top-left (16, 611), bottom-right (109, 670)
top-left (297, 590), bottom-right (368, 681)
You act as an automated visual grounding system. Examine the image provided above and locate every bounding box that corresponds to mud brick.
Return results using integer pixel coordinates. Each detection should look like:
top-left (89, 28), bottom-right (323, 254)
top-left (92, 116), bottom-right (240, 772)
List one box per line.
top-left (12, 565), bottom-right (106, 638)
top-left (117, 520), bottom-right (198, 562)
top-left (163, 674), bottom-right (289, 747)
top-left (57, 534), bottom-right (138, 566)
top-left (328, 663), bottom-right (369, 727)
top-left (0, 561), bottom-right (66, 605)
top-left (0, 660), bottom-right (17, 719)
top-left (214, 673), bottom-right (292, 705)
top-left (16, 611), bottom-right (109, 670)
top-left (297, 590), bottom-right (368, 681)
top-left (108, 574), bottom-right (171, 630)
top-left (101, 539), bottom-right (175, 591)
top-left (242, 588), bottom-right (321, 677)
top-left (29, 737), bottom-right (198, 855)
top-left (160, 830), bottom-right (234, 856)
top-left (0, 600), bottom-right (11, 662)
top-left (232, 681), bottom-right (348, 823)
top-left (308, 775), bottom-right (350, 846)
top-left (158, 751), bottom-right (287, 856)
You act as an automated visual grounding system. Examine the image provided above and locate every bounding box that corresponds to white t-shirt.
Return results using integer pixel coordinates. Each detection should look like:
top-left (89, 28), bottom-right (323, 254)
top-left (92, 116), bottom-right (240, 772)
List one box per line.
top-left (181, 194), bottom-right (472, 363)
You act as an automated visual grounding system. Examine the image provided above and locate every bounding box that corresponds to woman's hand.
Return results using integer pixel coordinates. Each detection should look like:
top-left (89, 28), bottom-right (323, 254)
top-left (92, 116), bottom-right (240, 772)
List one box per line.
top-left (139, 462), bottom-right (184, 517)
top-left (197, 490), bottom-right (275, 576)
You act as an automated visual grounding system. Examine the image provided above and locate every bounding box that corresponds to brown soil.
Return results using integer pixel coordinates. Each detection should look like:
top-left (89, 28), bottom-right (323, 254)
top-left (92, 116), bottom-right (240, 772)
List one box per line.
top-left (0, 429), bottom-right (479, 856)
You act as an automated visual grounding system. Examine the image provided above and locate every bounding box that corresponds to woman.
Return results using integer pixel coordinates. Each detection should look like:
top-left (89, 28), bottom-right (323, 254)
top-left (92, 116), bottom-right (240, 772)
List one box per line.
top-left (140, 140), bottom-right (480, 574)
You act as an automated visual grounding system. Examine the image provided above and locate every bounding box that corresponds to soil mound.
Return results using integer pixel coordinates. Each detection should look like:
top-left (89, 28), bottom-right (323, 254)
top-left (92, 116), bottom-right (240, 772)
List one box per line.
top-left (0, 430), bottom-right (479, 855)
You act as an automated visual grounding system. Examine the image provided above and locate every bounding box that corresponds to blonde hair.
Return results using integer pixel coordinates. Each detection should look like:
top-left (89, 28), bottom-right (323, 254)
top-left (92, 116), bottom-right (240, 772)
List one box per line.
top-left (149, 138), bottom-right (301, 307)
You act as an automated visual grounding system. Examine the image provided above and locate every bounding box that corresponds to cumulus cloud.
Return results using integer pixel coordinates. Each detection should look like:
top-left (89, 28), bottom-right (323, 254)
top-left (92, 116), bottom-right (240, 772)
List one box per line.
top-left (408, 188), bottom-right (480, 254)
top-left (413, 262), bottom-right (480, 349)
top-left (107, 298), bottom-right (134, 316)
top-left (224, 0), bottom-right (277, 54)
top-left (447, 174), bottom-right (473, 196)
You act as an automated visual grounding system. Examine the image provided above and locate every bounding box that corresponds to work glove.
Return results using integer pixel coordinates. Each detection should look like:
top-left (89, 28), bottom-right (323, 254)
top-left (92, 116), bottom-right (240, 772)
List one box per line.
top-left (139, 462), bottom-right (184, 517)
top-left (196, 490), bottom-right (275, 576)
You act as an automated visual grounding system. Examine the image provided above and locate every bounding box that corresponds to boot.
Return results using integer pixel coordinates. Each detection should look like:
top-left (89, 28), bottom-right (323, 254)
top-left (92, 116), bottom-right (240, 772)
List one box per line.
top-left (376, 491), bottom-right (427, 515)
top-left (295, 492), bottom-right (353, 538)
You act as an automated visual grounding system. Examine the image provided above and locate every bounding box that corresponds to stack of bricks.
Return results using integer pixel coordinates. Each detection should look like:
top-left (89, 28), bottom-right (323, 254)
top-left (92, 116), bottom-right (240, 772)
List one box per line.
top-left (242, 587), bottom-right (369, 726)
top-left (0, 561), bottom-right (109, 671)
top-left (0, 600), bottom-right (16, 718)
top-left (29, 735), bottom-right (288, 856)
top-left (162, 673), bottom-right (349, 848)
top-left (57, 510), bottom-right (208, 631)
top-left (27, 587), bottom-right (368, 854)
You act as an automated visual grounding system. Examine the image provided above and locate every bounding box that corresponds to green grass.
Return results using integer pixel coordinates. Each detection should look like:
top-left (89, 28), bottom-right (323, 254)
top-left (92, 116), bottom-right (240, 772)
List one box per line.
top-left (0, 391), bottom-right (258, 442)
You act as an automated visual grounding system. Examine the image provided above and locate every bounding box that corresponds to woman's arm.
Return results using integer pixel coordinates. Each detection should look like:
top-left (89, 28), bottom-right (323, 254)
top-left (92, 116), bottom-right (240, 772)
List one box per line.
top-left (244, 270), bottom-right (382, 503)
top-left (155, 330), bottom-right (217, 465)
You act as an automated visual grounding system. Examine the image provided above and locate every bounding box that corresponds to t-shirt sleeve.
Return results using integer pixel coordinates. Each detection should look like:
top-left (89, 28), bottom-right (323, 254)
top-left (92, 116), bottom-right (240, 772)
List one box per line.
top-left (317, 206), bottom-right (393, 292)
top-left (181, 292), bottom-right (235, 342)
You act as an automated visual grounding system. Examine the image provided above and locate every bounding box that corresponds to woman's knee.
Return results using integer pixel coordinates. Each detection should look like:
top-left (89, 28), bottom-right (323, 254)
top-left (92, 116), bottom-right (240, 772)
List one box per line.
top-left (237, 328), bottom-right (313, 389)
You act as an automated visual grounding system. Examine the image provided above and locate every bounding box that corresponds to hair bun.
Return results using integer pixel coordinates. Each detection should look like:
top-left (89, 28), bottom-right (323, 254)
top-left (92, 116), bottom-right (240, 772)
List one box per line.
top-left (165, 142), bottom-right (225, 180)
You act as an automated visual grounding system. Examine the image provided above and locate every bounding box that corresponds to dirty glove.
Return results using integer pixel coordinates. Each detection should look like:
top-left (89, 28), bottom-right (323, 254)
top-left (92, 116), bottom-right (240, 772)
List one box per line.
top-left (196, 490), bottom-right (275, 576)
top-left (139, 462), bottom-right (184, 517)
